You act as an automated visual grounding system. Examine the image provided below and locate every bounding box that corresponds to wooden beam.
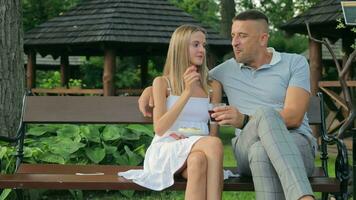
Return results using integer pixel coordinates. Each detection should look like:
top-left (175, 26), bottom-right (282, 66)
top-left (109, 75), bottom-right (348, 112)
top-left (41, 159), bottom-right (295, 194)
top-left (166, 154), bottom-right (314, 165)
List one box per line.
top-left (26, 50), bottom-right (36, 89)
top-left (309, 38), bottom-right (322, 96)
top-left (103, 48), bottom-right (116, 96)
top-left (319, 87), bottom-right (348, 111)
top-left (60, 55), bottom-right (69, 87)
top-left (31, 88), bottom-right (104, 95)
top-left (318, 81), bottom-right (356, 87)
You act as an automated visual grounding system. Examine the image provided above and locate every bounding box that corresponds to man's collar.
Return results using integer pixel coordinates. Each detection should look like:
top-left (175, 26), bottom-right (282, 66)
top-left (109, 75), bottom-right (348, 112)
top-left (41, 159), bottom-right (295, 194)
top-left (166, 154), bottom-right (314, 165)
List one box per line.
top-left (237, 47), bottom-right (281, 69)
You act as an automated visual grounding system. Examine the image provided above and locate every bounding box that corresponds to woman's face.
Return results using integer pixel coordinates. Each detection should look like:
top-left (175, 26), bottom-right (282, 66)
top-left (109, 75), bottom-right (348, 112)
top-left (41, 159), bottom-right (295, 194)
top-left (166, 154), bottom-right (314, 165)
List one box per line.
top-left (189, 31), bottom-right (206, 67)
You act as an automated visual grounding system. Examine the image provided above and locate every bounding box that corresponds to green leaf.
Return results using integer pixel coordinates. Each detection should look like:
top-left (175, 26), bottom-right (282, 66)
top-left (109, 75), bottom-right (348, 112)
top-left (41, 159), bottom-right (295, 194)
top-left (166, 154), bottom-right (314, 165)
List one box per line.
top-left (39, 153), bottom-right (65, 164)
top-left (113, 151), bottom-right (129, 165)
top-left (85, 147), bottom-right (106, 164)
top-left (127, 124), bottom-right (154, 137)
top-left (57, 125), bottom-right (80, 138)
top-left (0, 188), bottom-right (12, 200)
top-left (121, 128), bottom-right (141, 141)
top-left (0, 147), bottom-right (7, 159)
top-left (27, 126), bottom-right (56, 136)
top-left (124, 146), bottom-right (142, 165)
top-left (102, 125), bottom-right (123, 141)
top-left (50, 138), bottom-right (85, 157)
top-left (133, 144), bottom-right (146, 157)
top-left (102, 142), bottom-right (117, 155)
top-left (80, 126), bottom-right (101, 143)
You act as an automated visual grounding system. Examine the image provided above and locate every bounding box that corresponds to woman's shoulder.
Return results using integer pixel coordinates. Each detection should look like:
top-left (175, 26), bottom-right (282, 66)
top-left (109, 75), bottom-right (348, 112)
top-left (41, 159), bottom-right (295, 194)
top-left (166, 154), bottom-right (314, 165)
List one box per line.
top-left (153, 76), bottom-right (169, 90)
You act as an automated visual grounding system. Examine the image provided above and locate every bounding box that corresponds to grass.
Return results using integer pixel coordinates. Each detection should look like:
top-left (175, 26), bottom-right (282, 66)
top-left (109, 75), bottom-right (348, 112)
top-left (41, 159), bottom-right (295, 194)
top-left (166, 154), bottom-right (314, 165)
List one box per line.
top-left (31, 126), bottom-right (341, 200)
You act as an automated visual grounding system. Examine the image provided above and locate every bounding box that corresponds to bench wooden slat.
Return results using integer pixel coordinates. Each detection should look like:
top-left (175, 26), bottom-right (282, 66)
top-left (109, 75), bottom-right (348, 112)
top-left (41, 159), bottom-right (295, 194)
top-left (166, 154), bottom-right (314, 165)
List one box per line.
top-left (23, 96), bottom-right (152, 124)
top-left (0, 164), bottom-right (338, 192)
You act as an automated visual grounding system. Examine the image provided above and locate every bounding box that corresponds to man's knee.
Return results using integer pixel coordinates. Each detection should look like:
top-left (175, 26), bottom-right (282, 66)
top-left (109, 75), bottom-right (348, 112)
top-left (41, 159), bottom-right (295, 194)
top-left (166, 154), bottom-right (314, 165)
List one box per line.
top-left (254, 107), bottom-right (279, 119)
top-left (248, 142), bottom-right (268, 163)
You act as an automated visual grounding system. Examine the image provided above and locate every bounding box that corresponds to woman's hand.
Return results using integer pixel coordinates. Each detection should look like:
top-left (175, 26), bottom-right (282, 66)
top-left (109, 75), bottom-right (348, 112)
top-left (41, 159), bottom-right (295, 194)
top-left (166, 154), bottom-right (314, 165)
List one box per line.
top-left (183, 65), bottom-right (200, 96)
top-left (169, 132), bottom-right (187, 140)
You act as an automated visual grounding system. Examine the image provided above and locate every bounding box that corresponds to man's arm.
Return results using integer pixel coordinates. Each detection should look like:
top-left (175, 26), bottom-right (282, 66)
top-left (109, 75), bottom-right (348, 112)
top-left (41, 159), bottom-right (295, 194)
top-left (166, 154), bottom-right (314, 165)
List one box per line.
top-left (279, 86), bottom-right (310, 128)
top-left (138, 86), bottom-right (154, 117)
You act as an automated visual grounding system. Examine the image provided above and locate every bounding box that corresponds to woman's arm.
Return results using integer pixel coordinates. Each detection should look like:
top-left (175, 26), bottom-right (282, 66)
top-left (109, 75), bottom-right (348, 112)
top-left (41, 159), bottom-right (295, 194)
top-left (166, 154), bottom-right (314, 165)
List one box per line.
top-left (209, 80), bottom-right (222, 137)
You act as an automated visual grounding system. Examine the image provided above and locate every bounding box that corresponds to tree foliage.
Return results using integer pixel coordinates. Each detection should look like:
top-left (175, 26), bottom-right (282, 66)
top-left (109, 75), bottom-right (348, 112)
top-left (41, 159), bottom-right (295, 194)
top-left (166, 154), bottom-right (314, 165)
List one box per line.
top-left (22, 0), bottom-right (80, 31)
top-left (169, 0), bottom-right (220, 31)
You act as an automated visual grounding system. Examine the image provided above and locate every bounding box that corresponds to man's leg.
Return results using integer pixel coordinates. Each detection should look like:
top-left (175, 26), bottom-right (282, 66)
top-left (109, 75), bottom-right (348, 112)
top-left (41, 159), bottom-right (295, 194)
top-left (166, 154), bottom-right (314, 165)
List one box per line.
top-left (232, 107), bottom-right (314, 200)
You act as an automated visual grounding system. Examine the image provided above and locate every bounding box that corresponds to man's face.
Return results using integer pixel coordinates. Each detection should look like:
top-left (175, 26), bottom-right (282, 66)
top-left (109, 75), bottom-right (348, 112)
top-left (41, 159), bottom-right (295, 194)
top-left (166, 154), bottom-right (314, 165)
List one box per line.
top-left (231, 20), bottom-right (263, 65)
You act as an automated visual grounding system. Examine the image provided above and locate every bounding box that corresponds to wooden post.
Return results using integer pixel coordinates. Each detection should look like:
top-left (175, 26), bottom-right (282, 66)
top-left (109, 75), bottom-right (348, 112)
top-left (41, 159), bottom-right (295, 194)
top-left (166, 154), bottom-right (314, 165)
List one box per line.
top-left (309, 37), bottom-right (322, 96)
top-left (309, 37), bottom-right (322, 138)
top-left (140, 56), bottom-right (148, 87)
top-left (60, 55), bottom-right (69, 87)
top-left (26, 50), bottom-right (36, 90)
top-left (103, 48), bottom-right (116, 96)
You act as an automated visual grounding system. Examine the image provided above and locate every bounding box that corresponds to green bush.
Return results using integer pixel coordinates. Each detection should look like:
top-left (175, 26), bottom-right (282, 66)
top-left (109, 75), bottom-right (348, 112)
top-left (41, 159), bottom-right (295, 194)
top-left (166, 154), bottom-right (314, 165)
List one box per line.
top-left (0, 124), bottom-right (154, 199)
top-left (36, 71), bottom-right (61, 89)
top-left (23, 124), bottom-right (153, 165)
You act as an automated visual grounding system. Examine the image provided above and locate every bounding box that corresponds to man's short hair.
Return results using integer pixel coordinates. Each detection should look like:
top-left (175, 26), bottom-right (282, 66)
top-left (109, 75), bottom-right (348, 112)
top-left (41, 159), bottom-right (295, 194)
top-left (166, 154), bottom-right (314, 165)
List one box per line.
top-left (233, 10), bottom-right (269, 24)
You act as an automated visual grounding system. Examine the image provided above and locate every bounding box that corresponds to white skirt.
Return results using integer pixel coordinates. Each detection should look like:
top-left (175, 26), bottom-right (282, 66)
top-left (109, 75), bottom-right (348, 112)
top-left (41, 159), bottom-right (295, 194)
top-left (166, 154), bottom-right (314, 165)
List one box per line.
top-left (118, 135), bottom-right (204, 191)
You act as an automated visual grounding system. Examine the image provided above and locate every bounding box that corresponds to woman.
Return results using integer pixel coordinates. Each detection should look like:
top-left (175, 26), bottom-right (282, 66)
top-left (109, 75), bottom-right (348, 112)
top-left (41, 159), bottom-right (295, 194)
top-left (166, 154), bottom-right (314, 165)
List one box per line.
top-left (119, 24), bottom-right (223, 200)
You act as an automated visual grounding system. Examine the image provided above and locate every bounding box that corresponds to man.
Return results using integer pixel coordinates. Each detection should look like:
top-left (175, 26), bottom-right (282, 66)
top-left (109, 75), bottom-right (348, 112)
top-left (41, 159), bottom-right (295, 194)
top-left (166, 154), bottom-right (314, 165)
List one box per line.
top-left (139, 10), bottom-right (316, 200)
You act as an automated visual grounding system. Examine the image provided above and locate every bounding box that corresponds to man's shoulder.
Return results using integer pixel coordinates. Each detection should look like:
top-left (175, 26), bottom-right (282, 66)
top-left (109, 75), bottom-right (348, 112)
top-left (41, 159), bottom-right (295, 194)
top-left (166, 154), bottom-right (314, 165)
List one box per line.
top-left (215, 57), bottom-right (236, 68)
top-left (279, 51), bottom-right (307, 61)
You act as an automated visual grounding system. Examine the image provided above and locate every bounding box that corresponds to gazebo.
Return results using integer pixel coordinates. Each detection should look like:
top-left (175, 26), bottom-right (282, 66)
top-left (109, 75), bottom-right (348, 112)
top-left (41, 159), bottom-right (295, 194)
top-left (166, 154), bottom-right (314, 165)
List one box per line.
top-left (280, 0), bottom-right (356, 95)
top-left (280, 0), bottom-right (356, 134)
top-left (24, 0), bottom-right (231, 96)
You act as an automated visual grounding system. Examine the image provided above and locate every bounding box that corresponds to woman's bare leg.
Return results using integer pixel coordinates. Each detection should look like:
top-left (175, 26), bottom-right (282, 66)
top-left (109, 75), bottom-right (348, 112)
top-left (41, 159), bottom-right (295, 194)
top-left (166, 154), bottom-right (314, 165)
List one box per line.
top-left (182, 151), bottom-right (207, 200)
top-left (189, 136), bottom-right (224, 200)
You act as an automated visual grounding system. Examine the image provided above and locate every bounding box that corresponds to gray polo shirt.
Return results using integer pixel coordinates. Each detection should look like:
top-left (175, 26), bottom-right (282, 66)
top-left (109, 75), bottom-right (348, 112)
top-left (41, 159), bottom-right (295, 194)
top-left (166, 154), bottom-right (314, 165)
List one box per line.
top-left (209, 48), bottom-right (317, 150)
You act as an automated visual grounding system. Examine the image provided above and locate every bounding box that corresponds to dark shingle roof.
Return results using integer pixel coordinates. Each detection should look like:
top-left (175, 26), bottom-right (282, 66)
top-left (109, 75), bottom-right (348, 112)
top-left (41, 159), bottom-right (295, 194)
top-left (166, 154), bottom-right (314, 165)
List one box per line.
top-left (24, 0), bottom-right (231, 56)
top-left (280, 0), bottom-right (355, 39)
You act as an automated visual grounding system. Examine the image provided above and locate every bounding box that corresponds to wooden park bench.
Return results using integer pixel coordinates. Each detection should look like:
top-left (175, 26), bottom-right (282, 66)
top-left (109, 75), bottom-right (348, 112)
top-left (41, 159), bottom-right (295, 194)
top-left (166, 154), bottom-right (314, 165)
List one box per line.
top-left (0, 93), bottom-right (349, 199)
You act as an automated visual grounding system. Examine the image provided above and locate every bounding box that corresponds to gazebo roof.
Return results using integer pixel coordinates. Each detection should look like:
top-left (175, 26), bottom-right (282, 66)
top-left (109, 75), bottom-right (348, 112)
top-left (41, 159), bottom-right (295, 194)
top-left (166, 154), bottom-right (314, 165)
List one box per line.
top-left (280, 0), bottom-right (356, 40)
top-left (24, 0), bottom-right (231, 57)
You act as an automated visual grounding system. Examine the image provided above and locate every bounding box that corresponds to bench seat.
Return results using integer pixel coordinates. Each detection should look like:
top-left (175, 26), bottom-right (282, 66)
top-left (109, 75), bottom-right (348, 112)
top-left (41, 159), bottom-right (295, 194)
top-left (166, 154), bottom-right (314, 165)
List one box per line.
top-left (0, 164), bottom-right (340, 192)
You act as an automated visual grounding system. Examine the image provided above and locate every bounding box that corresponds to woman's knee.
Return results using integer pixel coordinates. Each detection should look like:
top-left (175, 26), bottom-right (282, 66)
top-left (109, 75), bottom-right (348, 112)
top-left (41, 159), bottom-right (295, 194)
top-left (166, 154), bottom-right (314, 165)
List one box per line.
top-left (204, 136), bottom-right (223, 156)
top-left (187, 151), bottom-right (207, 174)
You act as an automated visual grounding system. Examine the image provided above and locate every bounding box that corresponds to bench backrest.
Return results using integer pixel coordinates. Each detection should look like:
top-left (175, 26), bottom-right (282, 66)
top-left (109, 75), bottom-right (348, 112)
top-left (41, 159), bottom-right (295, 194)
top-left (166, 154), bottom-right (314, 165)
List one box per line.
top-left (23, 96), bottom-right (152, 124)
top-left (23, 95), bottom-right (322, 125)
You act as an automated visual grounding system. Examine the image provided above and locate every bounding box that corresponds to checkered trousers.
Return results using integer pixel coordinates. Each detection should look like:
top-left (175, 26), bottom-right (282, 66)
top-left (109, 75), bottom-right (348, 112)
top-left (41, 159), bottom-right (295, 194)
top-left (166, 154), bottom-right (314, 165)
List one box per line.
top-left (232, 107), bottom-right (315, 200)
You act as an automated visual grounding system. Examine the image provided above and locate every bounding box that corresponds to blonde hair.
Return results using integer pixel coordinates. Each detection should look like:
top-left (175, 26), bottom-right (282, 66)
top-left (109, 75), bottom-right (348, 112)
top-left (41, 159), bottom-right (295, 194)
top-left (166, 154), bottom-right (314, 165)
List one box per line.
top-left (163, 24), bottom-right (210, 95)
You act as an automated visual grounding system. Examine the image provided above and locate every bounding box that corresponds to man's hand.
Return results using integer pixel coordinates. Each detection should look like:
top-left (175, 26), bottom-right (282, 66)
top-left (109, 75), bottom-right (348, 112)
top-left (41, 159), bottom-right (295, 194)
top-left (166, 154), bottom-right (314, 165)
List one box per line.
top-left (212, 106), bottom-right (245, 128)
top-left (138, 86), bottom-right (154, 117)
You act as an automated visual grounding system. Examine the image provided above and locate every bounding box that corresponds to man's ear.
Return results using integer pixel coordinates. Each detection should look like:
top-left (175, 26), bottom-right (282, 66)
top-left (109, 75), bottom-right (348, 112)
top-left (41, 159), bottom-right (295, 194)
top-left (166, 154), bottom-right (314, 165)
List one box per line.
top-left (260, 33), bottom-right (269, 47)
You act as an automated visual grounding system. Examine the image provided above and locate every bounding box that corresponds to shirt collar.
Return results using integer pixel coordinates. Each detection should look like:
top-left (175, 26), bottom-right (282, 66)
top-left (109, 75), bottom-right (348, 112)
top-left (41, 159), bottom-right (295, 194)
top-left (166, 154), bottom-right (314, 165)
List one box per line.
top-left (237, 47), bottom-right (281, 69)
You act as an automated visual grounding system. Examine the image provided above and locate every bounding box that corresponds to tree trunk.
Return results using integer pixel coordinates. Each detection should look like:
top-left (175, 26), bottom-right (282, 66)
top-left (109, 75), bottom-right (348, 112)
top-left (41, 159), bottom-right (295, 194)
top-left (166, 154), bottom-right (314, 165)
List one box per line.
top-left (220, 0), bottom-right (235, 38)
top-left (0, 0), bottom-right (24, 137)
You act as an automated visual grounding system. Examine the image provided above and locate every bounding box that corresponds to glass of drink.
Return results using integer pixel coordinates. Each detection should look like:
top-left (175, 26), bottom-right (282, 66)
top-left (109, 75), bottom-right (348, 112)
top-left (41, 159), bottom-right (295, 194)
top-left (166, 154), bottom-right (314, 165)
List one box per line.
top-left (208, 103), bottom-right (226, 124)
